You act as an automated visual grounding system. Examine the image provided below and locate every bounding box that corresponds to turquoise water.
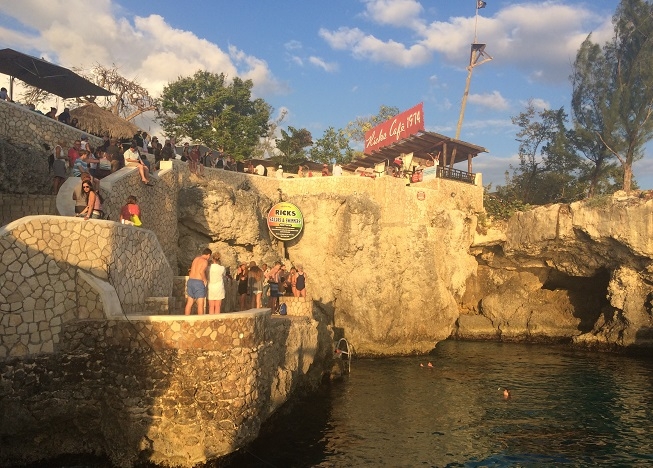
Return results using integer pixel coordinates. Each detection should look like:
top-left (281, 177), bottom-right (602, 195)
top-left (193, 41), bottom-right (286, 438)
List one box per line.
top-left (223, 340), bottom-right (653, 467)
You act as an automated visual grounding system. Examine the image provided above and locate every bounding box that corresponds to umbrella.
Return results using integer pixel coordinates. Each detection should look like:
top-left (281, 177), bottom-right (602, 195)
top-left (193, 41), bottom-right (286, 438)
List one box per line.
top-left (70, 104), bottom-right (141, 139)
top-left (0, 48), bottom-right (112, 99)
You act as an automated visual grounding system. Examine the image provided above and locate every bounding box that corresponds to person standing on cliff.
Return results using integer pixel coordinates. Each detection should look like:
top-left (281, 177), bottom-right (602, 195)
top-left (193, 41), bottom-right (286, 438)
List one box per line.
top-left (185, 248), bottom-right (212, 315)
top-left (266, 261), bottom-right (282, 313)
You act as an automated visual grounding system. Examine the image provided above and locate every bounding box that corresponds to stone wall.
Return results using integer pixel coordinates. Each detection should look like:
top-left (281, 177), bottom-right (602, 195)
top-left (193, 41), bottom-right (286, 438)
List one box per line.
top-left (0, 215), bottom-right (173, 358)
top-left (0, 309), bottom-right (334, 468)
top-left (0, 193), bottom-right (58, 227)
top-left (0, 99), bottom-right (102, 151)
top-left (97, 164), bottom-right (180, 271)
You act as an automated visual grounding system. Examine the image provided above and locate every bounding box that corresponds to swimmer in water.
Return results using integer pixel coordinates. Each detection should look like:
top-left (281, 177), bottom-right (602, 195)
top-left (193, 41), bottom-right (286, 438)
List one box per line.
top-left (419, 362), bottom-right (434, 368)
top-left (503, 388), bottom-right (511, 399)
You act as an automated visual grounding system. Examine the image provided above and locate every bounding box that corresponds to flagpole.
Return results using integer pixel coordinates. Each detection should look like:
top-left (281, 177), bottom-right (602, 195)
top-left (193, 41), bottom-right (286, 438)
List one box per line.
top-left (455, 0), bottom-right (492, 140)
top-left (474, 1), bottom-right (479, 43)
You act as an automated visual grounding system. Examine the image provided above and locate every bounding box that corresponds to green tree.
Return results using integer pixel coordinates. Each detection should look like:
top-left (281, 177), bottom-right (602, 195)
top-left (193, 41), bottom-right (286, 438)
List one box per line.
top-left (344, 104), bottom-right (399, 149)
top-left (310, 127), bottom-right (355, 165)
top-left (158, 71), bottom-right (271, 159)
top-left (273, 126), bottom-right (313, 169)
top-left (499, 103), bottom-right (587, 205)
top-left (571, 0), bottom-right (653, 192)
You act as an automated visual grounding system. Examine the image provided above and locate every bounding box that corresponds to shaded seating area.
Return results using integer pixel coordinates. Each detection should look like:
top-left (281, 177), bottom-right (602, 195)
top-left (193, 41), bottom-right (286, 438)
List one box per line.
top-left (0, 48), bottom-right (112, 100)
top-left (342, 131), bottom-right (487, 184)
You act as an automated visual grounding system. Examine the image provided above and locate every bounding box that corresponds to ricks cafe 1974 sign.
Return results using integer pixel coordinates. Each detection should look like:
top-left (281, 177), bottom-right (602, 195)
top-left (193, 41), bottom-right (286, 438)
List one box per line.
top-left (267, 202), bottom-right (304, 241)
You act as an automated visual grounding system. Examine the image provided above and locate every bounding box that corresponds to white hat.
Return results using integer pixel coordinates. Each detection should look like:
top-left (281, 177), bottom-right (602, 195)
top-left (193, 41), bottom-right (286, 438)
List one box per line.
top-left (278, 165), bottom-right (282, 169)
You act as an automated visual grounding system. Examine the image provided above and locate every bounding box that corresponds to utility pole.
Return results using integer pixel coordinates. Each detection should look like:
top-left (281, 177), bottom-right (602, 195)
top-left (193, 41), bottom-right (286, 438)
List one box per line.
top-left (455, 1), bottom-right (493, 140)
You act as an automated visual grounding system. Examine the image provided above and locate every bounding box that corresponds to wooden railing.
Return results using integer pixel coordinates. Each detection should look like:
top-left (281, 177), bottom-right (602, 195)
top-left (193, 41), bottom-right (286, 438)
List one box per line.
top-left (438, 166), bottom-right (476, 184)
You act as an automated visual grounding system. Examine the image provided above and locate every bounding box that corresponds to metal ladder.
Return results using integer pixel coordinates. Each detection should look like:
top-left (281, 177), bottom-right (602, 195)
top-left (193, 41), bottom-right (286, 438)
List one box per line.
top-left (335, 338), bottom-right (353, 374)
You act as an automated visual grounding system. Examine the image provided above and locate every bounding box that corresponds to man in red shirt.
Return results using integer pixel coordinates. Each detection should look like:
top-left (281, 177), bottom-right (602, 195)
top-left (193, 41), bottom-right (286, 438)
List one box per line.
top-left (68, 139), bottom-right (82, 169)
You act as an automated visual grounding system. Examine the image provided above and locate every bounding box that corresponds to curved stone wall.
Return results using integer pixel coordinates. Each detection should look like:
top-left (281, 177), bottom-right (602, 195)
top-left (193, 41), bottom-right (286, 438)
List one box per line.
top-left (0, 215), bottom-right (173, 358)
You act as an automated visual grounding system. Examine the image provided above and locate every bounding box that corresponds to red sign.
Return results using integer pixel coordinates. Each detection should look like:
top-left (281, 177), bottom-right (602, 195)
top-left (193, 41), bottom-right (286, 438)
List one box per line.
top-left (417, 191), bottom-right (426, 201)
top-left (364, 103), bottom-right (424, 154)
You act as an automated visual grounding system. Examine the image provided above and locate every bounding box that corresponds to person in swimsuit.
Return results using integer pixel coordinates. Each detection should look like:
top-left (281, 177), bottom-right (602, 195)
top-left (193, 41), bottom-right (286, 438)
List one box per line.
top-left (185, 248), bottom-right (212, 315)
top-left (295, 265), bottom-right (307, 298)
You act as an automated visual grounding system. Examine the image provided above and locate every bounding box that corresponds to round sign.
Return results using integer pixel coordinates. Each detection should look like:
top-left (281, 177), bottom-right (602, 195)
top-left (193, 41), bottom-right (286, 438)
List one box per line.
top-left (267, 202), bottom-right (304, 241)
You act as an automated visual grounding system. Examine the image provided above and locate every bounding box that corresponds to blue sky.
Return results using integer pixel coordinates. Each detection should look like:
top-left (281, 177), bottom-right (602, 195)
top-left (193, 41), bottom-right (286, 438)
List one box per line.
top-left (2, 0), bottom-right (650, 189)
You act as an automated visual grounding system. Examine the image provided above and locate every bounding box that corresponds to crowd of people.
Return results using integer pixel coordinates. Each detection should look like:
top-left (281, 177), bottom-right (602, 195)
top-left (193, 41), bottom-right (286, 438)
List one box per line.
top-left (184, 249), bottom-right (308, 315)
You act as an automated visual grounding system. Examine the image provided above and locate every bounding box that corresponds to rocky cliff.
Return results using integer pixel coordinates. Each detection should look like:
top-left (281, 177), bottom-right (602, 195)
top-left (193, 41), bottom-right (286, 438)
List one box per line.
top-left (176, 172), bottom-right (483, 356)
top-left (458, 193), bottom-right (653, 349)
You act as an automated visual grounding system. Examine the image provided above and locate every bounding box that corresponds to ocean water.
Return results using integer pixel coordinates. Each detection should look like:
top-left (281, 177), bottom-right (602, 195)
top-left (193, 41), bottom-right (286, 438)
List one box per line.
top-left (221, 340), bottom-right (653, 467)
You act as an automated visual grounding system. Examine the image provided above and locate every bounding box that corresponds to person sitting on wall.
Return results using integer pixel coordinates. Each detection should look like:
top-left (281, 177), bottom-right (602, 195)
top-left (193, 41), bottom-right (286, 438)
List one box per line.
top-left (72, 150), bottom-right (99, 177)
top-left (45, 107), bottom-right (57, 119)
top-left (123, 141), bottom-right (152, 185)
top-left (105, 138), bottom-right (123, 168)
top-left (321, 164), bottom-right (330, 177)
top-left (119, 195), bottom-right (142, 226)
top-left (76, 180), bottom-right (104, 220)
top-left (0, 87), bottom-right (11, 101)
top-left (93, 150), bottom-right (113, 179)
top-left (57, 108), bottom-right (71, 125)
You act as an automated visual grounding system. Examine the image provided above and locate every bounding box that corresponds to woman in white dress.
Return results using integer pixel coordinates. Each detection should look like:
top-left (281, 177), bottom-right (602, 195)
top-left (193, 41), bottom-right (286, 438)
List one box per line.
top-left (207, 252), bottom-right (226, 314)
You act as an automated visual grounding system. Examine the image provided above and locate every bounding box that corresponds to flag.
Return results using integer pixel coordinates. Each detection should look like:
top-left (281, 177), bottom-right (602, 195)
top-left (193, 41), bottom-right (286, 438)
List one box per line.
top-left (477, 0), bottom-right (487, 8)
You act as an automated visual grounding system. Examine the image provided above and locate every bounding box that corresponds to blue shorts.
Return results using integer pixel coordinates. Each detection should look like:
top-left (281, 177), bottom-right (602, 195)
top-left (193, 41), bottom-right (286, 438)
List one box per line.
top-left (187, 279), bottom-right (207, 299)
top-left (269, 282), bottom-right (281, 297)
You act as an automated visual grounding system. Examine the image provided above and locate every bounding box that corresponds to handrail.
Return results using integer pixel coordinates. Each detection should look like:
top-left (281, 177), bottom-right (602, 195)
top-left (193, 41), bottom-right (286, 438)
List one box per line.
top-left (438, 166), bottom-right (476, 184)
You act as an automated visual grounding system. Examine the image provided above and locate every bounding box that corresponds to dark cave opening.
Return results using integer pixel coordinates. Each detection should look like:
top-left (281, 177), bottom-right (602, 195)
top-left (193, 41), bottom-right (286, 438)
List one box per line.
top-left (542, 268), bottom-right (611, 333)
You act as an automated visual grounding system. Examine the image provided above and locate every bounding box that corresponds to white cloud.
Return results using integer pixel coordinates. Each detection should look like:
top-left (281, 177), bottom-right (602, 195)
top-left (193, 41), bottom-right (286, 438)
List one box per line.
top-left (319, 27), bottom-right (431, 67)
top-left (308, 56), bottom-right (339, 73)
top-left (0, 0), bottom-right (285, 98)
top-left (321, 1), bottom-right (615, 82)
top-left (362, 0), bottom-right (424, 29)
top-left (284, 40), bottom-right (303, 51)
top-left (468, 91), bottom-right (509, 110)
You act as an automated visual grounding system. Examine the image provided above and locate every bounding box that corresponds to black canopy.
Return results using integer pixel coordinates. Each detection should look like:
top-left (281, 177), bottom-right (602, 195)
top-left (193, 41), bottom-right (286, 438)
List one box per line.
top-left (0, 48), bottom-right (112, 99)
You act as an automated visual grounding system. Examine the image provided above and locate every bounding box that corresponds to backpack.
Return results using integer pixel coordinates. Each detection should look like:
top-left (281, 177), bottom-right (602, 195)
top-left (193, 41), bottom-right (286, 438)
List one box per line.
top-left (279, 303), bottom-right (287, 316)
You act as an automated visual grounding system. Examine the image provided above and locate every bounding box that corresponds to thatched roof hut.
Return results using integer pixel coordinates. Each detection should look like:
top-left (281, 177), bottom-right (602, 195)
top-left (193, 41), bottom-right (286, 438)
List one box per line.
top-left (69, 104), bottom-right (141, 139)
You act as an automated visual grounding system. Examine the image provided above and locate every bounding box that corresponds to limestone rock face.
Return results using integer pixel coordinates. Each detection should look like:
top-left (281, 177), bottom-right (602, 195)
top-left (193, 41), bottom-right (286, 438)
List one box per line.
top-left (178, 177), bottom-right (479, 355)
top-left (461, 195), bottom-right (653, 349)
top-left (177, 179), bottom-right (276, 272)
top-left (0, 140), bottom-right (51, 194)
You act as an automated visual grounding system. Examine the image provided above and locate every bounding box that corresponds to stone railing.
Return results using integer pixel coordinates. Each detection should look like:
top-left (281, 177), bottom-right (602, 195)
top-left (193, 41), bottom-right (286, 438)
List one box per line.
top-left (0, 215), bottom-right (173, 358)
top-left (0, 193), bottom-right (58, 227)
top-left (280, 296), bottom-right (314, 316)
top-left (0, 99), bottom-right (102, 151)
top-left (175, 160), bottom-right (484, 215)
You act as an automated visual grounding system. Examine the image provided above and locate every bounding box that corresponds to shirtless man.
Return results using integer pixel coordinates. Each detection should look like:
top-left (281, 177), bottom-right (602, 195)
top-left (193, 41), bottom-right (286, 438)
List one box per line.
top-left (185, 248), bottom-right (212, 315)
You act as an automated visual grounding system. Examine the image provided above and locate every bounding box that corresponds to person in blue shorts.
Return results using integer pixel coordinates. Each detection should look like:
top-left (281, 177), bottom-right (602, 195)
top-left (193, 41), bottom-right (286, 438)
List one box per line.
top-left (185, 248), bottom-right (212, 315)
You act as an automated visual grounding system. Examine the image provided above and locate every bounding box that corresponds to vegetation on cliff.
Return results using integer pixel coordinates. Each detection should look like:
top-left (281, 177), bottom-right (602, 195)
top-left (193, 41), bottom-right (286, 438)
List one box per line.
top-left (497, 0), bottom-right (653, 205)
